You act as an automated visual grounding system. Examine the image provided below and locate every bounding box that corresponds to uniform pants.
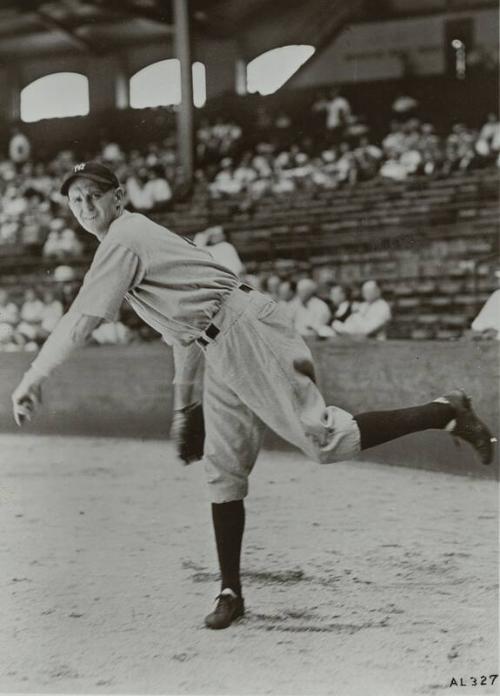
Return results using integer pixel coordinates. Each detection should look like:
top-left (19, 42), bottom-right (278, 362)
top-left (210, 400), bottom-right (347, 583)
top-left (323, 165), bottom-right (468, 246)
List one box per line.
top-left (201, 288), bottom-right (361, 503)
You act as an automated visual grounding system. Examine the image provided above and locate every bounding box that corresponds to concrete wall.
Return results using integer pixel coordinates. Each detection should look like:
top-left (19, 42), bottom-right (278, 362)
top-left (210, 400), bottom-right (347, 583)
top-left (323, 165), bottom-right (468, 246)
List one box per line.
top-left (290, 8), bottom-right (499, 86)
top-left (1, 340), bottom-right (497, 479)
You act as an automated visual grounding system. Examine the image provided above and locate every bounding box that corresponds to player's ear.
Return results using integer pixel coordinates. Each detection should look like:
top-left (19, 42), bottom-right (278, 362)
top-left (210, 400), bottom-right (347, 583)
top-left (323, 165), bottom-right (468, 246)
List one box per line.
top-left (114, 186), bottom-right (124, 208)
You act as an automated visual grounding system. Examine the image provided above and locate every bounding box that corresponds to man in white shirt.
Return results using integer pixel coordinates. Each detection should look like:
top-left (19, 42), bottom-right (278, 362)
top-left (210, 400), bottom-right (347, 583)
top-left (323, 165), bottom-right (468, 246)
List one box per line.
top-left (314, 88), bottom-right (351, 132)
top-left (471, 275), bottom-right (500, 339)
top-left (205, 226), bottom-right (243, 277)
top-left (294, 278), bottom-right (331, 337)
top-left (143, 168), bottom-right (172, 210)
top-left (332, 280), bottom-right (391, 338)
top-left (0, 288), bottom-right (20, 347)
top-left (39, 289), bottom-right (64, 337)
top-left (18, 288), bottom-right (45, 341)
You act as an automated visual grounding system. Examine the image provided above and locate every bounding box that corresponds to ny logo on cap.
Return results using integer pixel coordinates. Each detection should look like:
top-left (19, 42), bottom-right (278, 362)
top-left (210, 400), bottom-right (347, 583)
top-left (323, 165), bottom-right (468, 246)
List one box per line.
top-left (74, 163), bottom-right (86, 172)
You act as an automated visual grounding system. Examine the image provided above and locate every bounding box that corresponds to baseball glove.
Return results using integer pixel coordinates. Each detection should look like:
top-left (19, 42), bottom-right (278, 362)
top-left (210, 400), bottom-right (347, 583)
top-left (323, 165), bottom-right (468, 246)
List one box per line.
top-left (171, 402), bottom-right (205, 464)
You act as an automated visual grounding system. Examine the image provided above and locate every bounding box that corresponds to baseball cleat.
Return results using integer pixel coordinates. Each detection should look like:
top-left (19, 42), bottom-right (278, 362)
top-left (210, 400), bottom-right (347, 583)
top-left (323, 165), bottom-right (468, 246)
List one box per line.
top-left (438, 389), bottom-right (497, 465)
top-left (204, 590), bottom-right (244, 629)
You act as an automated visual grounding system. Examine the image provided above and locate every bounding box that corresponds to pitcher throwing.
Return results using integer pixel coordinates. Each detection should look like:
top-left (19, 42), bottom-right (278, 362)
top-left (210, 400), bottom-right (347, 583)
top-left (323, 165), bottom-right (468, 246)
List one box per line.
top-left (12, 162), bottom-right (496, 630)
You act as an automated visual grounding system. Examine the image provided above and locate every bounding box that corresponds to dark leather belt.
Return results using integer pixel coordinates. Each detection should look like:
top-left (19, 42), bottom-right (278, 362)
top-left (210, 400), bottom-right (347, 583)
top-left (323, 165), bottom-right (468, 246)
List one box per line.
top-left (196, 283), bottom-right (253, 347)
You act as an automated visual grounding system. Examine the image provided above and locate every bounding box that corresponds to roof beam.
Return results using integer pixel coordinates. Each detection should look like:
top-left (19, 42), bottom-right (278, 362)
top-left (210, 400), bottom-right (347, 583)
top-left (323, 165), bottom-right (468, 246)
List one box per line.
top-left (36, 8), bottom-right (95, 51)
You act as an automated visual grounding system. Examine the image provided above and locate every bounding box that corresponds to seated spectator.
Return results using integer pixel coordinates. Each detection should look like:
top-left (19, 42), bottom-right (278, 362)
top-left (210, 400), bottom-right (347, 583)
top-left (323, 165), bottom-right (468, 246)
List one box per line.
top-left (284, 152), bottom-right (314, 181)
top-left (43, 230), bottom-right (63, 258)
top-left (249, 175), bottom-right (271, 199)
top-left (271, 174), bottom-right (295, 194)
top-left (335, 142), bottom-right (358, 184)
top-left (0, 322), bottom-right (20, 350)
top-left (3, 185), bottom-right (28, 217)
top-left (476, 113), bottom-right (500, 162)
top-left (0, 288), bottom-right (22, 349)
top-left (263, 274), bottom-right (282, 301)
top-left (17, 288), bottom-right (44, 342)
top-left (39, 288), bottom-right (64, 339)
top-left (92, 320), bottom-right (132, 345)
top-left (401, 118), bottom-right (421, 150)
top-left (418, 123), bottom-right (440, 153)
top-left (353, 136), bottom-right (383, 180)
top-left (470, 273), bottom-right (500, 339)
top-left (277, 279), bottom-right (296, 303)
top-left (143, 165), bottom-right (172, 210)
top-left (21, 215), bottom-right (44, 249)
top-left (400, 147), bottom-right (422, 176)
top-left (479, 112), bottom-right (500, 144)
top-left (310, 159), bottom-right (338, 189)
top-left (205, 226), bottom-right (244, 276)
top-left (418, 125), bottom-right (443, 175)
top-left (210, 159), bottom-right (242, 197)
top-left (382, 120), bottom-right (406, 157)
top-left (332, 280), bottom-right (391, 339)
top-left (233, 153), bottom-right (258, 186)
top-left (252, 144), bottom-right (274, 178)
top-left (330, 284), bottom-right (354, 323)
top-left (316, 268), bottom-right (336, 309)
top-left (0, 216), bottom-right (19, 244)
top-left (294, 278), bottom-right (331, 337)
top-left (59, 228), bottom-right (84, 257)
top-left (0, 288), bottom-right (19, 327)
top-left (380, 149), bottom-right (408, 181)
top-left (277, 279), bottom-right (300, 322)
top-left (126, 167), bottom-right (154, 211)
top-left (444, 124), bottom-right (476, 173)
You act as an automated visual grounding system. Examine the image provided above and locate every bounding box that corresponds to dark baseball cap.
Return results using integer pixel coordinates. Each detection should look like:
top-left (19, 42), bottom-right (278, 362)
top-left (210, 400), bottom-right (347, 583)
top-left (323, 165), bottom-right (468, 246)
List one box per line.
top-left (60, 161), bottom-right (120, 196)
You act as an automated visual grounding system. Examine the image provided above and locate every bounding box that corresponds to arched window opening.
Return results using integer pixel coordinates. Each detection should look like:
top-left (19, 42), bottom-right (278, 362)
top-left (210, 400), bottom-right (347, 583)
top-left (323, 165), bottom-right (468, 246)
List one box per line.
top-left (21, 72), bottom-right (89, 122)
top-left (247, 45), bottom-right (315, 95)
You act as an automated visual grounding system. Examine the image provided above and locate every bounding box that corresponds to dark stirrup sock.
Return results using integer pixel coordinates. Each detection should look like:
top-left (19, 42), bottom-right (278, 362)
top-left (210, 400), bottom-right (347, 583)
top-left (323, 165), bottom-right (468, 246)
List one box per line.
top-left (211, 500), bottom-right (245, 597)
top-left (353, 402), bottom-right (456, 450)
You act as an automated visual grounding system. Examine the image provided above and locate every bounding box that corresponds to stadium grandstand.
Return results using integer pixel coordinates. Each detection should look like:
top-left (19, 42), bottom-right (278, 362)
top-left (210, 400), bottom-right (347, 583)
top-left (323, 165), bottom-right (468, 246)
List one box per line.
top-left (1, 3), bottom-right (499, 695)
top-left (0, 0), bottom-right (498, 347)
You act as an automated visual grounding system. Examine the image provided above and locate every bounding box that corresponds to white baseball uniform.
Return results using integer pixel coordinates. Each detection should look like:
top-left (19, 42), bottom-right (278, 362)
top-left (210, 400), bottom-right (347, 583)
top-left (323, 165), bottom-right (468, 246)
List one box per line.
top-left (40, 210), bottom-right (361, 501)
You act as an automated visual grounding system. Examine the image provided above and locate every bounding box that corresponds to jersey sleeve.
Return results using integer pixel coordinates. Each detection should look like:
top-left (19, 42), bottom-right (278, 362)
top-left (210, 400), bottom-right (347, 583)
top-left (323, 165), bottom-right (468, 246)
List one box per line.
top-left (71, 242), bottom-right (146, 322)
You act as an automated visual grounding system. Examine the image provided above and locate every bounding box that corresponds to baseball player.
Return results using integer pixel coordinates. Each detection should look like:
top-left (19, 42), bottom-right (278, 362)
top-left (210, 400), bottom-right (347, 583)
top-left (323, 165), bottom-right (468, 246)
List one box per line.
top-left (12, 162), bottom-right (496, 630)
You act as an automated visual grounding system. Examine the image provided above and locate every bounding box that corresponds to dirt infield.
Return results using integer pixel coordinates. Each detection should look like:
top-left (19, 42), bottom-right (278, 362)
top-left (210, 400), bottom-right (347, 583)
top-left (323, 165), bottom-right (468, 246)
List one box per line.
top-left (0, 434), bottom-right (498, 696)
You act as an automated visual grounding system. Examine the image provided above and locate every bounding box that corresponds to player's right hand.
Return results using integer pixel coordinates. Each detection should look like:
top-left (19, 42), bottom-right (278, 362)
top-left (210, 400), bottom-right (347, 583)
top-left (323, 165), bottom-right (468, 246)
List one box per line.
top-left (12, 373), bottom-right (43, 427)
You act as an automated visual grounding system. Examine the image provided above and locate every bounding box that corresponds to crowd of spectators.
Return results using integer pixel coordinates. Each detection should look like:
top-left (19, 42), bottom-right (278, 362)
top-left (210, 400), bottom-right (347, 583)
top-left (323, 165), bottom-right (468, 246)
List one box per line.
top-left (1, 97), bottom-right (499, 250)
top-left (247, 273), bottom-right (393, 340)
top-left (2, 235), bottom-right (498, 353)
top-left (206, 102), bottom-right (500, 198)
top-left (0, 283), bottom-right (149, 352)
top-left (1, 89), bottom-right (499, 350)
top-left (0, 286), bottom-right (64, 351)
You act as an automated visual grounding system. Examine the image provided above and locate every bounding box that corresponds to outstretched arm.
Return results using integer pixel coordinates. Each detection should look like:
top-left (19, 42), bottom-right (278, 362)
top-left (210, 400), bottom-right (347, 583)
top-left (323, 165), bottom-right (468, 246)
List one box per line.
top-left (12, 311), bottom-right (104, 425)
top-left (12, 238), bottom-right (146, 426)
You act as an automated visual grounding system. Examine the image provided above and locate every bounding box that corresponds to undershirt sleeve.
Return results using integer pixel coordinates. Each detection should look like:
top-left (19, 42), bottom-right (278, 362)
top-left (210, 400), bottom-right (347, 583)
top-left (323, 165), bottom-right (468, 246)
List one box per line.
top-left (71, 242), bottom-right (145, 322)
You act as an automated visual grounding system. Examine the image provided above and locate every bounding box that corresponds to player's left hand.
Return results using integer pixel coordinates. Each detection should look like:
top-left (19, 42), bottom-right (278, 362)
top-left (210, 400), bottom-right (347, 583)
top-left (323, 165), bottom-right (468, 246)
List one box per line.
top-left (12, 371), bottom-right (44, 426)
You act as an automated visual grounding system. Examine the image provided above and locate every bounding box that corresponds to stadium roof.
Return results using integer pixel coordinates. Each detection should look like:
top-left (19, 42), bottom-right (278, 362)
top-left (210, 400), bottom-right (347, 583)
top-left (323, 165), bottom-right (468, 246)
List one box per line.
top-left (0, 0), bottom-right (495, 60)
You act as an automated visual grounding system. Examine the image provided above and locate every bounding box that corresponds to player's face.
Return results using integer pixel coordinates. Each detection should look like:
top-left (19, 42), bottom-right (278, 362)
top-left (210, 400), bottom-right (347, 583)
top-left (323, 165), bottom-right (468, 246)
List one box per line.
top-left (67, 178), bottom-right (122, 237)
